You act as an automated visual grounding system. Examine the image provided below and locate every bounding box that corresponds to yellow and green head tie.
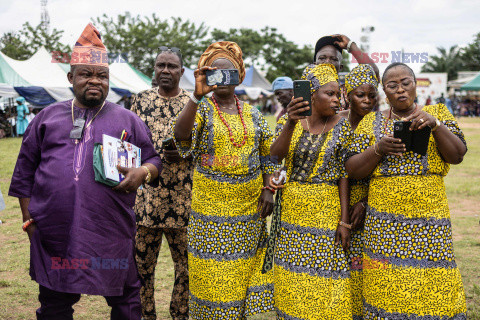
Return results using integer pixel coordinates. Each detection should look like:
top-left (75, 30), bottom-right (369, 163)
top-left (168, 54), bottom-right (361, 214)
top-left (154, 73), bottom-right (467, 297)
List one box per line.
top-left (345, 64), bottom-right (378, 95)
top-left (301, 63), bottom-right (339, 94)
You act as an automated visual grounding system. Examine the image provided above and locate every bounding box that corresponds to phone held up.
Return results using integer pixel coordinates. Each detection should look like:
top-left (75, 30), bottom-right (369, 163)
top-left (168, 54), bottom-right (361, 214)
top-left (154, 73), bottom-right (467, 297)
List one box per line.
top-left (393, 121), bottom-right (431, 156)
top-left (162, 137), bottom-right (176, 151)
top-left (205, 69), bottom-right (240, 86)
top-left (293, 80), bottom-right (312, 117)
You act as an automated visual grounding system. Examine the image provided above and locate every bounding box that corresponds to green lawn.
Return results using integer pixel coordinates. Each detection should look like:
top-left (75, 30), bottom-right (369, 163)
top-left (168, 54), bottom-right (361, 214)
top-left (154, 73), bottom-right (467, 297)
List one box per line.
top-left (0, 117), bottom-right (479, 319)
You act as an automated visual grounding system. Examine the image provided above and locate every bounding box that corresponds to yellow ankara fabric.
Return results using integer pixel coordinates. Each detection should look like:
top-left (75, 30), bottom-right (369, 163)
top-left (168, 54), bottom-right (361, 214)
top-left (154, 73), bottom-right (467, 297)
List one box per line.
top-left (345, 64), bottom-right (378, 95)
top-left (198, 41), bottom-right (246, 83)
top-left (301, 63), bottom-right (338, 94)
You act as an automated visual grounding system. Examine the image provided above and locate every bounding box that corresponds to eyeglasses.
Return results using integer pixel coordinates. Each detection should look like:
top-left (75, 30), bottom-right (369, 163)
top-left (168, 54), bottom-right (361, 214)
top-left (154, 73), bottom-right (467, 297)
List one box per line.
top-left (385, 78), bottom-right (415, 92)
top-left (158, 46), bottom-right (182, 56)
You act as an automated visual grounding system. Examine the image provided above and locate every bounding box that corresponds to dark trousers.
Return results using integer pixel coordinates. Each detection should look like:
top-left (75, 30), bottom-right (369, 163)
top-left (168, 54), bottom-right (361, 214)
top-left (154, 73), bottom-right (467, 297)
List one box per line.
top-left (135, 226), bottom-right (189, 320)
top-left (36, 284), bottom-right (141, 320)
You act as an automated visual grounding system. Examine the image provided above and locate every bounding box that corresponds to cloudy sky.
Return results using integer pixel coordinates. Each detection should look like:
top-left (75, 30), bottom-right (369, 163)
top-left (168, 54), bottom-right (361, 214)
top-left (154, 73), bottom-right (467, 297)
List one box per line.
top-left (1, 0), bottom-right (479, 73)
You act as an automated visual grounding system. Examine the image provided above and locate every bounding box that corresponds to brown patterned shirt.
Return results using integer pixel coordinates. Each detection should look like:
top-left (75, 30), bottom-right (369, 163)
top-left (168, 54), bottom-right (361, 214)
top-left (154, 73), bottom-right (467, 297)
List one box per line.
top-left (131, 87), bottom-right (193, 228)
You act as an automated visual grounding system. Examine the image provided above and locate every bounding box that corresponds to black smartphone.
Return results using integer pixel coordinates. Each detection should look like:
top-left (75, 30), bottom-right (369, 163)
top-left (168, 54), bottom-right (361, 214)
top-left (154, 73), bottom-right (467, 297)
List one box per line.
top-left (393, 121), bottom-right (431, 156)
top-left (293, 80), bottom-right (311, 117)
top-left (205, 69), bottom-right (240, 86)
top-left (162, 137), bottom-right (176, 151)
top-left (393, 121), bottom-right (412, 151)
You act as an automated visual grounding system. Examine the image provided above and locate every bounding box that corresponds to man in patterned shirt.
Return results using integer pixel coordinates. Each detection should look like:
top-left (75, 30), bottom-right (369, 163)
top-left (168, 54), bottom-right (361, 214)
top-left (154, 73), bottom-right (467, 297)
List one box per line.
top-left (131, 47), bottom-right (193, 320)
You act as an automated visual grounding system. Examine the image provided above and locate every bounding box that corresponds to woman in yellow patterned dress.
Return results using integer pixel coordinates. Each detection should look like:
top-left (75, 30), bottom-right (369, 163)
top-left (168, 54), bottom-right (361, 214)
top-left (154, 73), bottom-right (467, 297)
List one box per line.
top-left (270, 63), bottom-right (353, 320)
top-left (173, 41), bottom-right (277, 319)
top-left (346, 62), bottom-right (467, 319)
top-left (339, 64), bottom-right (378, 320)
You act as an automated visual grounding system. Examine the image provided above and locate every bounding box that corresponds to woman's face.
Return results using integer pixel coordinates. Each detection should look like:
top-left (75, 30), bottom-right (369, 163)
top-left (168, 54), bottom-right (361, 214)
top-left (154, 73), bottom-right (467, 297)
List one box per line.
top-left (312, 82), bottom-right (340, 117)
top-left (348, 84), bottom-right (377, 117)
top-left (211, 58), bottom-right (236, 97)
top-left (382, 66), bottom-right (416, 111)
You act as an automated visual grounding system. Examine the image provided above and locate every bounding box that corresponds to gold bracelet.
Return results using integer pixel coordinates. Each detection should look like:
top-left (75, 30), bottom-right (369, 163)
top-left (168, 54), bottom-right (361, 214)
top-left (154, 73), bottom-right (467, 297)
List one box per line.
top-left (339, 220), bottom-right (352, 230)
top-left (373, 143), bottom-right (382, 157)
top-left (141, 165), bottom-right (152, 184)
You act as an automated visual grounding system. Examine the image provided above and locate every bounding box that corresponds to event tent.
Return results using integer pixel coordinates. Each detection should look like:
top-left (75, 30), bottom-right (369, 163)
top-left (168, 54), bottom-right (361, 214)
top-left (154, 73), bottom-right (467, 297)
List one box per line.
top-left (461, 72), bottom-right (480, 91)
top-left (0, 47), bottom-right (152, 105)
top-left (1, 48), bottom-right (274, 105)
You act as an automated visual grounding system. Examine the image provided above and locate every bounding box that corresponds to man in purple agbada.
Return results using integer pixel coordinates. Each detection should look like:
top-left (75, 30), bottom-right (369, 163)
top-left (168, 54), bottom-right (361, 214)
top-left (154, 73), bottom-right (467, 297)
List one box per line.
top-left (8, 23), bottom-right (162, 320)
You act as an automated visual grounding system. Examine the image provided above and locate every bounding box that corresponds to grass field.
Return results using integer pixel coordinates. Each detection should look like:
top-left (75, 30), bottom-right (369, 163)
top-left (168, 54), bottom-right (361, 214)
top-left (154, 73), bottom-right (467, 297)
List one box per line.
top-left (0, 116), bottom-right (479, 320)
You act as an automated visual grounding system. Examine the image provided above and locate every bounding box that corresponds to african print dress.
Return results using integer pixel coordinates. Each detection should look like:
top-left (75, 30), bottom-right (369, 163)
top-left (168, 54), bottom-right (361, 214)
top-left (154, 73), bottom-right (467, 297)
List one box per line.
top-left (348, 104), bottom-right (467, 319)
top-left (273, 115), bottom-right (353, 320)
top-left (173, 98), bottom-right (277, 319)
top-left (348, 176), bottom-right (369, 320)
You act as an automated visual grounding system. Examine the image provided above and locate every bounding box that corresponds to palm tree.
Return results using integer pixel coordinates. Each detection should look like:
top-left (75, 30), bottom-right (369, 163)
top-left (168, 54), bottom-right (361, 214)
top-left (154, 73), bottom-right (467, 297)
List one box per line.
top-left (421, 45), bottom-right (461, 81)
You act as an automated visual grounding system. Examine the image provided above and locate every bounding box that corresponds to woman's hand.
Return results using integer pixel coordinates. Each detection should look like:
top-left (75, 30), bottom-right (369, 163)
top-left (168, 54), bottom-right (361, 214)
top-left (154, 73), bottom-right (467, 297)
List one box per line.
top-left (286, 97), bottom-right (310, 125)
top-left (404, 109), bottom-right (436, 131)
top-left (257, 189), bottom-right (274, 218)
top-left (335, 224), bottom-right (351, 252)
top-left (193, 66), bottom-right (217, 99)
top-left (377, 134), bottom-right (406, 156)
top-left (350, 201), bottom-right (366, 231)
top-left (268, 169), bottom-right (286, 190)
top-left (331, 34), bottom-right (351, 50)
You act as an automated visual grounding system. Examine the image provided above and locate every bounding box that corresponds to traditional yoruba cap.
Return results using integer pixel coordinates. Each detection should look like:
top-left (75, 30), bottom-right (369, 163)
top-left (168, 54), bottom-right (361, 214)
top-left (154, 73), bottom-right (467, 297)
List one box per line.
top-left (198, 41), bottom-right (245, 83)
top-left (70, 23), bottom-right (108, 68)
top-left (345, 64), bottom-right (378, 95)
top-left (301, 63), bottom-right (339, 94)
top-left (272, 77), bottom-right (294, 91)
top-left (16, 97), bottom-right (25, 103)
top-left (313, 36), bottom-right (343, 62)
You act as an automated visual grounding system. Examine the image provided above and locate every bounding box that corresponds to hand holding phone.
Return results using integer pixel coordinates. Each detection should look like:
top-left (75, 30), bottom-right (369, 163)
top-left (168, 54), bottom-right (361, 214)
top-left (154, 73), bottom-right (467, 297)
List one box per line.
top-left (205, 69), bottom-right (240, 86)
top-left (162, 137), bottom-right (176, 151)
top-left (293, 80), bottom-right (312, 117)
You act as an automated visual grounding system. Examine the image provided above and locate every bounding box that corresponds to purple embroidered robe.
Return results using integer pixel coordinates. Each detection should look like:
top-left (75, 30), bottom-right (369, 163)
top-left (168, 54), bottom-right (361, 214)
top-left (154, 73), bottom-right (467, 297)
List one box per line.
top-left (9, 100), bottom-right (161, 296)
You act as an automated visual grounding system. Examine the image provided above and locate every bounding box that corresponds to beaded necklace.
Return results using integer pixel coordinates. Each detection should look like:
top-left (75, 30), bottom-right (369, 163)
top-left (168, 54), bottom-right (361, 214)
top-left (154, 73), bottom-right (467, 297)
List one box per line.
top-left (211, 94), bottom-right (248, 148)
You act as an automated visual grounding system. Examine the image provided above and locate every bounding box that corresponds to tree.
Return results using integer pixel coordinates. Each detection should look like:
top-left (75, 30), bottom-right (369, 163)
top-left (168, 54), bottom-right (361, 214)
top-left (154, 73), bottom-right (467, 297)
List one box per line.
top-left (93, 13), bottom-right (209, 77)
top-left (0, 22), bottom-right (70, 60)
top-left (460, 32), bottom-right (480, 71)
top-left (421, 45), bottom-right (461, 81)
top-left (208, 26), bottom-right (315, 81)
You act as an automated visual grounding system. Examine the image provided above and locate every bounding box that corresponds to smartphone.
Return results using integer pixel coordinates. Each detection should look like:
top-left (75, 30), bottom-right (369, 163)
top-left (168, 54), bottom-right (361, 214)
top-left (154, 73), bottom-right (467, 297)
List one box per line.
top-left (293, 80), bottom-right (311, 117)
top-left (393, 121), bottom-right (431, 156)
top-left (162, 137), bottom-right (176, 151)
top-left (393, 121), bottom-right (412, 151)
top-left (205, 69), bottom-right (240, 86)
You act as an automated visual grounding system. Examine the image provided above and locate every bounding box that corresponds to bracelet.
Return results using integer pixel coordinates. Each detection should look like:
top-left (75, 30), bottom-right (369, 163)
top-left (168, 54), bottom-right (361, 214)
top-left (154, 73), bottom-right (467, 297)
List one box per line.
top-left (347, 40), bottom-right (354, 53)
top-left (190, 93), bottom-right (202, 105)
top-left (262, 186), bottom-right (275, 193)
top-left (141, 165), bottom-right (152, 184)
top-left (431, 118), bottom-right (441, 132)
top-left (373, 143), bottom-right (382, 157)
top-left (339, 220), bottom-right (352, 230)
top-left (359, 200), bottom-right (366, 209)
top-left (22, 218), bottom-right (35, 232)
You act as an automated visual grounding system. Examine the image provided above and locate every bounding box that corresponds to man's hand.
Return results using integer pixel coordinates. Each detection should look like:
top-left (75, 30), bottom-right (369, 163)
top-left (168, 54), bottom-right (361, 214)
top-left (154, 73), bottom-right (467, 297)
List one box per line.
top-left (112, 165), bottom-right (147, 193)
top-left (26, 223), bottom-right (36, 241)
top-left (164, 149), bottom-right (184, 163)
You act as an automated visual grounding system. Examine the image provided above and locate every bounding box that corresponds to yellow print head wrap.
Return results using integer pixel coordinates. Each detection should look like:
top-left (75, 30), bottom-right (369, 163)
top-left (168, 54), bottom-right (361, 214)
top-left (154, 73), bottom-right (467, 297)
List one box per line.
top-left (301, 63), bottom-right (338, 94)
top-left (345, 64), bottom-right (378, 95)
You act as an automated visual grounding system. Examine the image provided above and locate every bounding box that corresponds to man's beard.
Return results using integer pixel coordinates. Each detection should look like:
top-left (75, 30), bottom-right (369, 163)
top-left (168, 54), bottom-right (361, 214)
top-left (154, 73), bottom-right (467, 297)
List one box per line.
top-left (76, 90), bottom-right (106, 107)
